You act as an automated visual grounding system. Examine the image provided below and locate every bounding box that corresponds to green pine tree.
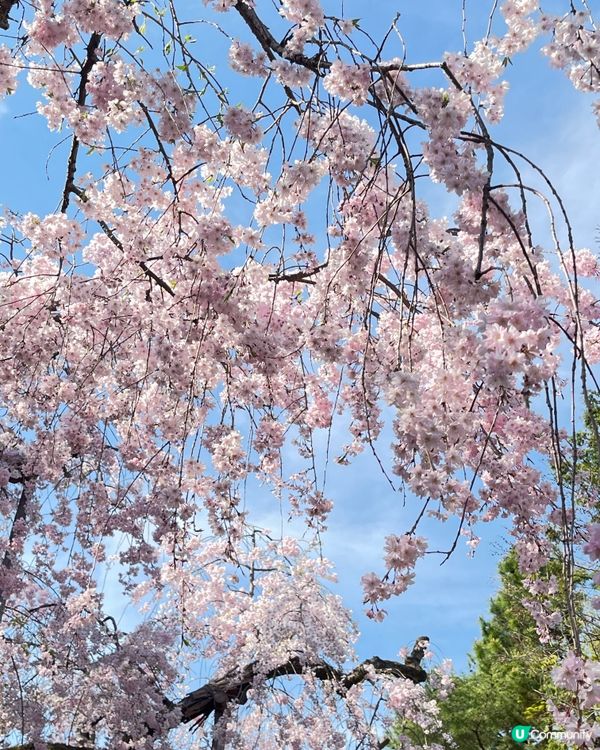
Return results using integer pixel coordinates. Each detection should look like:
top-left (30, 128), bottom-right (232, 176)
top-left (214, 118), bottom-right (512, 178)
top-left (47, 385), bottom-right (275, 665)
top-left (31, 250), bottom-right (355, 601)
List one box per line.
top-left (391, 549), bottom-right (564, 750)
top-left (447, 551), bottom-right (563, 749)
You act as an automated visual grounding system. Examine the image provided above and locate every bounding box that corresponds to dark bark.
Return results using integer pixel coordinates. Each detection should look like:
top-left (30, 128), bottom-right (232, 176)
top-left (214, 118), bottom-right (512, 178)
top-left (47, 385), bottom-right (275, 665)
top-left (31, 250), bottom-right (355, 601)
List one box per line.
top-left (0, 0), bottom-right (18, 30)
top-left (60, 32), bottom-right (102, 213)
top-left (178, 654), bottom-right (427, 729)
top-left (234, 0), bottom-right (325, 72)
top-left (0, 471), bottom-right (30, 624)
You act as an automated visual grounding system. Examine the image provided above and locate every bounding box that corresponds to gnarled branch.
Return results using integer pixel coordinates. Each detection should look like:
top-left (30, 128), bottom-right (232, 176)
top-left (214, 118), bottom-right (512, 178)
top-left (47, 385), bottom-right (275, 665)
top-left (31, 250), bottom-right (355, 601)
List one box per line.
top-left (178, 654), bottom-right (427, 729)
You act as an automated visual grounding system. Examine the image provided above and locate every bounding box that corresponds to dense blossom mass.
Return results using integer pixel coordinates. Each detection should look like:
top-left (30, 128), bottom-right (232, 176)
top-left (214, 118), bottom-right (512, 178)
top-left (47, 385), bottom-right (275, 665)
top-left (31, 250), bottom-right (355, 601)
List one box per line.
top-left (0, 0), bottom-right (599, 747)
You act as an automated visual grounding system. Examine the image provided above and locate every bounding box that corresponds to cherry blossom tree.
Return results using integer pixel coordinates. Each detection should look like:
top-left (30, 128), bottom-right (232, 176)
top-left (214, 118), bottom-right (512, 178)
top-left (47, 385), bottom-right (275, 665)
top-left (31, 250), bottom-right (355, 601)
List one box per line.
top-left (0, 0), bottom-right (599, 747)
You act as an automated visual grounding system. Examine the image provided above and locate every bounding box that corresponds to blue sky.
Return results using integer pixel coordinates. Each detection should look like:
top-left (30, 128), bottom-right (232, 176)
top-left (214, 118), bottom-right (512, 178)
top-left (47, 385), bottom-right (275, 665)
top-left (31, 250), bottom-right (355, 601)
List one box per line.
top-left (1, 0), bottom-right (599, 678)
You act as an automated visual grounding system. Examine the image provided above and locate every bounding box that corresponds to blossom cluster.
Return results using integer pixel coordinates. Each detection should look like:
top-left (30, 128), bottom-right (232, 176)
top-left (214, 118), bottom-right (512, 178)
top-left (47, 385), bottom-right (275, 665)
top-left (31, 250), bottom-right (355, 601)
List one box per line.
top-left (0, 46), bottom-right (17, 97)
top-left (0, 0), bottom-right (599, 746)
top-left (324, 60), bottom-right (372, 105)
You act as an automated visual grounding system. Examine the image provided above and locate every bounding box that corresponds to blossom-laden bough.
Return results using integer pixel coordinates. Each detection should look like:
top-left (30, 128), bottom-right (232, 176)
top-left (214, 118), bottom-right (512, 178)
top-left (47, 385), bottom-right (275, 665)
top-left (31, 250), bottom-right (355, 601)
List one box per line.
top-left (0, 0), bottom-right (599, 747)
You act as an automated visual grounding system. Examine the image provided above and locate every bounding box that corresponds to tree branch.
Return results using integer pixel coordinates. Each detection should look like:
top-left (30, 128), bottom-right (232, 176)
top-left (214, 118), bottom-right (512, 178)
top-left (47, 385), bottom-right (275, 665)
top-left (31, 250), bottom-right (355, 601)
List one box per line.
top-left (178, 655), bottom-right (427, 729)
top-left (61, 32), bottom-right (102, 213)
top-left (268, 263), bottom-right (327, 285)
top-left (0, 0), bottom-right (18, 29)
top-left (234, 0), bottom-right (324, 72)
top-left (0, 478), bottom-right (30, 625)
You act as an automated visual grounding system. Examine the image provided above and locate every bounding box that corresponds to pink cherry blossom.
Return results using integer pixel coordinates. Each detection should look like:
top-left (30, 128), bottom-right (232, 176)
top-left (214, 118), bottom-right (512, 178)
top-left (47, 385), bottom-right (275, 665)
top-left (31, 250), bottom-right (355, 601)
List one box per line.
top-left (0, 0), bottom-right (598, 746)
top-left (0, 46), bottom-right (17, 96)
top-left (324, 61), bottom-right (372, 105)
